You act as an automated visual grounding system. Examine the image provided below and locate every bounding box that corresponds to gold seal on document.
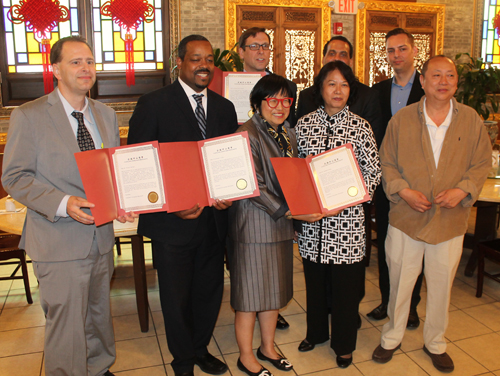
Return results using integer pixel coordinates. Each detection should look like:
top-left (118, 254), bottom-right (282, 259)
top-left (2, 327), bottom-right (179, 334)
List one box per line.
top-left (236, 179), bottom-right (247, 190)
top-left (148, 191), bottom-right (159, 203)
top-left (347, 186), bottom-right (358, 197)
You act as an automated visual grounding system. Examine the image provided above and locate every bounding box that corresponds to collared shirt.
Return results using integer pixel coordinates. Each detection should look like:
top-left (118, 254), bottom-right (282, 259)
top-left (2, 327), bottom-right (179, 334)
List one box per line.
top-left (178, 78), bottom-right (208, 118)
top-left (56, 88), bottom-right (103, 218)
top-left (391, 69), bottom-right (417, 116)
top-left (423, 98), bottom-right (453, 168)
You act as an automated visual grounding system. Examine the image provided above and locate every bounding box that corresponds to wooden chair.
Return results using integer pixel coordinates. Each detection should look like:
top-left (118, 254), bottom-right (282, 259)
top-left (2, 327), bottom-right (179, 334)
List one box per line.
top-left (0, 233), bottom-right (33, 304)
top-left (476, 238), bottom-right (500, 297)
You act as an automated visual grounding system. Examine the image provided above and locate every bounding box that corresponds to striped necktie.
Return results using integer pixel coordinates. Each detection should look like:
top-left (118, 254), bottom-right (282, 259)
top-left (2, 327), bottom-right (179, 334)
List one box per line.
top-left (71, 111), bottom-right (95, 151)
top-left (193, 94), bottom-right (207, 139)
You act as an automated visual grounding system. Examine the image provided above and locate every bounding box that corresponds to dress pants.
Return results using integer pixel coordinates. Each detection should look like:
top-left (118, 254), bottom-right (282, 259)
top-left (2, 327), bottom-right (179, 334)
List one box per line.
top-left (154, 211), bottom-right (225, 374)
top-left (33, 237), bottom-right (115, 376)
top-left (375, 186), bottom-right (424, 307)
top-left (302, 258), bottom-right (365, 356)
top-left (381, 225), bottom-right (463, 354)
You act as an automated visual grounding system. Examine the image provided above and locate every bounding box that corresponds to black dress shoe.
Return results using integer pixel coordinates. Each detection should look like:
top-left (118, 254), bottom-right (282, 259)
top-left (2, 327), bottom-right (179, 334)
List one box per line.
top-left (336, 355), bottom-right (353, 368)
top-left (237, 358), bottom-right (273, 376)
top-left (276, 314), bottom-right (289, 329)
top-left (298, 339), bottom-right (315, 352)
top-left (407, 308), bottom-right (420, 328)
top-left (367, 303), bottom-right (388, 320)
top-left (257, 347), bottom-right (293, 371)
top-left (103, 371), bottom-right (115, 376)
top-left (175, 372), bottom-right (194, 376)
top-left (195, 353), bottom-right (228, 375)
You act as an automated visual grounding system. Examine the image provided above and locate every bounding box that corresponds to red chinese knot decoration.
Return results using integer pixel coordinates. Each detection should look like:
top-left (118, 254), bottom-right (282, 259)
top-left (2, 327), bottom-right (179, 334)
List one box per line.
top-left (8, 0), bottom-right (70, 94)
top-left (101, 0), bottom-right (155, 87)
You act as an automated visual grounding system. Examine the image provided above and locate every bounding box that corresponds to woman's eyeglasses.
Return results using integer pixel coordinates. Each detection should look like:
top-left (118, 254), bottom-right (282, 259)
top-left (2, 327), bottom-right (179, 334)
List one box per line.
top-left (264, 98), bottom-right (294, 108)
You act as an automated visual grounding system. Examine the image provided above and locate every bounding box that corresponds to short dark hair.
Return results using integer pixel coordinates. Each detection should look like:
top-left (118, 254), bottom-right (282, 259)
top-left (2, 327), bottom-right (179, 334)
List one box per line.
top-left (239, 27), bottom-right (270, 50)
top-left (178, 35), bottom-right (210, 60)
top-left (314, 61), bottom-right (357, 108)
top-left (250, 74), bottom-right (293, 113)
top-left (421, 55), bottom-right (457, 77)
top-left (385, 28), bottom-right (415, 47)
top-left (50, 36), bottom-right (91, 65)
top-left (322, 36), bottom-right (353, 59)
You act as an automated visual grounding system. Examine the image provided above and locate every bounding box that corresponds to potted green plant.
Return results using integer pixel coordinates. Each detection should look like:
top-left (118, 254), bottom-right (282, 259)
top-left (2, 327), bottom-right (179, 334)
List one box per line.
top-left (455, 52), bottom-right (500, 145)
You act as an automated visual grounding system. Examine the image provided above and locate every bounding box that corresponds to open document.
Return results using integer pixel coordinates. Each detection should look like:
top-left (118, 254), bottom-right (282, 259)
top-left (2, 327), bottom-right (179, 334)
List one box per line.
top-left (223, 72), bottom-right (265, 123)
top-left (75, 132), bottom-right (259, 226)
top-left (270, 143), bottom-right (369, 215)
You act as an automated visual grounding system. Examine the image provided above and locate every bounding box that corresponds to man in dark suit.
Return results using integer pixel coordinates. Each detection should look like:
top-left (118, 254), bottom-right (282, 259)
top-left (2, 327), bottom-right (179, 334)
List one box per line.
top-left (2, 36), bottom-right (135, 376)
top-left (296, 36), bottom-right (382, 140)
top-left (238, 27), bottom-right (297, 128)
top-left (127, 35), bottom-right (238, 376)
top-left (368, 28), bottom-right (426, 327)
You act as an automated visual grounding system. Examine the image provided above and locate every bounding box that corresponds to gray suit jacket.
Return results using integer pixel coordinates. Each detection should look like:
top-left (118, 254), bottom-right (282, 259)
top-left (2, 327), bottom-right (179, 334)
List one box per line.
top-left (228, 115), bottom-right (297, 244)
top-left (2, 89), bottom-right (119, 262)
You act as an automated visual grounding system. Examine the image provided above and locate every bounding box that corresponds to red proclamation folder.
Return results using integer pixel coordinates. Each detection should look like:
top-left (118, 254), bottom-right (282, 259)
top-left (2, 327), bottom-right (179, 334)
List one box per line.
top-left (271, 143), bottom-right (370, 215)
top-left (75, 132), bottom-right (260, 226)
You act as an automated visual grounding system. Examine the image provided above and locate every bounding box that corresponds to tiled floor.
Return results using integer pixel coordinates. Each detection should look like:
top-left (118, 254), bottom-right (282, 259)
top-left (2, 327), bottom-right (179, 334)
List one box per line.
top-left (1, 240), bottom-right (499, 376)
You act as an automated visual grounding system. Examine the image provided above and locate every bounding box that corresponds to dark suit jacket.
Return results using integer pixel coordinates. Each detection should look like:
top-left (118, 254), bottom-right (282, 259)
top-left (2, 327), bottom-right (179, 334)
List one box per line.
top-left (372, 71), bottom-right (425, 147)
top-left (127, 80), bottom-right (238, 245)
top-left (296, 80), bottom-right (382, 141)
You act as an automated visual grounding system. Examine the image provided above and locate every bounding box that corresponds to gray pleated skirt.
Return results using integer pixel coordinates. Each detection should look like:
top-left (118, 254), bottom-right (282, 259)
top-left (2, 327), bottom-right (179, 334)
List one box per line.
top-left (229, 239), bottom-right (293, 312)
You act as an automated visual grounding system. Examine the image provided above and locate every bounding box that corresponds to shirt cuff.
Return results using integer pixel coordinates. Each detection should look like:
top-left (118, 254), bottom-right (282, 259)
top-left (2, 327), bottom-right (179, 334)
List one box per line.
top-left (56, 195), bottom-right (71, 218)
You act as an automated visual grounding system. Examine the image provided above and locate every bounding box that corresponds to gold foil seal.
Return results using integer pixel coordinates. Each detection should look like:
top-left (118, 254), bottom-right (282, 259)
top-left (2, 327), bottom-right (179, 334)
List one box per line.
top-left (148, 191), bottom-right (159, 203)
top-left (236, 179), bottom-right (247, 190)
top-left (347, 186), bottom-right (358, 197)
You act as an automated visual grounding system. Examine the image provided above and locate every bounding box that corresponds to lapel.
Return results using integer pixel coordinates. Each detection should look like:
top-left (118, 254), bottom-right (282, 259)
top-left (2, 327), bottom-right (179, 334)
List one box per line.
top-left (171, 80), bottom-right (204, 140)
top-left (88, 99), bottom-right (110, 148)
top-left (46, 89), bottom-right (80, 155)
top-left (205, 89), bottom-right (218, 139)
top-left (380, 79), bottom-right (392, 118)
top-left (407, 71), bottom-right (424, 106)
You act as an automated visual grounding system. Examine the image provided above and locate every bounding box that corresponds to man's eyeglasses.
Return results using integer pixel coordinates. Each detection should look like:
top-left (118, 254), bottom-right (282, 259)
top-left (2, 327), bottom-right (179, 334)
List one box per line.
top-left (264, 97), bottom-right (294, 108)
top-left (244, 43), bottom-right (271, 51)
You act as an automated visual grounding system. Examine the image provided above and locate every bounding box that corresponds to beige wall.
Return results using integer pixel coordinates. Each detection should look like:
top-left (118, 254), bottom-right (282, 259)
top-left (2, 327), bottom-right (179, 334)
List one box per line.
top-left (179, 0), bottom-right (478, 62)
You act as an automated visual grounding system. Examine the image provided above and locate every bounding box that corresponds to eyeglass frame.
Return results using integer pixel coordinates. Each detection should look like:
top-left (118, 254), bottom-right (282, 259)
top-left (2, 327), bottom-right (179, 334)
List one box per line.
top-left (264, 97), bottom-right (294, 108)
top-left (243, 43), bottom-right (271, 51)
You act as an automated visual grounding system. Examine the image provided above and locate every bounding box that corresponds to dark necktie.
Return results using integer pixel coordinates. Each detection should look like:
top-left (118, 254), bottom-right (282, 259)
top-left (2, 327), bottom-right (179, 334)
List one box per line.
top-left (71, 111), bottom-right (95, 151)
top-left (193, 94), bottom-right (207, 139)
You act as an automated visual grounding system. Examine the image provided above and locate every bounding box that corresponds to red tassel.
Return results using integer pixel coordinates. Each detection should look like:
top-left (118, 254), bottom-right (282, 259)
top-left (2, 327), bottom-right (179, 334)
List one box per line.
top-left (125, 32), bottom-right (135, 87)
top-left (41, 39), bottom-right (54, 93)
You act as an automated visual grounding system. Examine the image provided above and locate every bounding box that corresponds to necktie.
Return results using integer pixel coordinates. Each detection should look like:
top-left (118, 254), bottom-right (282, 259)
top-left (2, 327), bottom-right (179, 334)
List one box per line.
top-left (193, 94), bottom-right (207, 139)
top-left (71, 111), bottom-right (95, 151)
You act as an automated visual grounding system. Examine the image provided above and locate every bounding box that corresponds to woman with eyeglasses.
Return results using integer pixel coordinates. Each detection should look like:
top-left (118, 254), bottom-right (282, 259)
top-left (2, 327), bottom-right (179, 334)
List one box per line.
top-left (228, 74), bottom-right (315, 376)
top-left (294, 61), bottom-right (381, 368)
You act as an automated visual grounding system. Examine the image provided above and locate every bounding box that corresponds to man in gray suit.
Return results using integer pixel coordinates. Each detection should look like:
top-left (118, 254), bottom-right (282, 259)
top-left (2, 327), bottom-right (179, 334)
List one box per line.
top-left (2, 36), bottom-right (135, 376)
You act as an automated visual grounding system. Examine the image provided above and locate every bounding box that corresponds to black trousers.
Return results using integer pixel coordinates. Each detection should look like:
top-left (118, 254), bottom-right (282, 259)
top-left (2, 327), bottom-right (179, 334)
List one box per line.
top-left (153, 212), bottom-right (225, 374)
top-left (375, 185), bottom-right (424, 307)
top-left (303, 257), bottom-right (365, 356)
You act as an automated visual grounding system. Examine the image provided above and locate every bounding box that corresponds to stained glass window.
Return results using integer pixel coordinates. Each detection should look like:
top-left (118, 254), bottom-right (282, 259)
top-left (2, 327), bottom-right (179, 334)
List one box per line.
top-left (2, 0), bottom-right (78, 73)
top-left (91, 0), bottom-right (162, 72)
top-left (482, 0), bottom-right (500, 66)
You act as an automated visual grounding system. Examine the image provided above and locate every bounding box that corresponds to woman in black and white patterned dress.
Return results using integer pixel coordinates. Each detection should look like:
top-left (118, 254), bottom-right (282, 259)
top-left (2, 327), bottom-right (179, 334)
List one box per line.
top-left (295, 61), bottom-right (381, 368)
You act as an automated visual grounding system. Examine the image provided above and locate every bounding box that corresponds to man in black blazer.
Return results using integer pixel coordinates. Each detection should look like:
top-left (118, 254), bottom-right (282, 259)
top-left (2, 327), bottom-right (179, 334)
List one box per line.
top-left (296, 36), bottom-right (382, 140)
top-left (128, 35), bottom-right (238, 376)
top-left (238, 27), bottom-right (297, 128)
top-left (368, 28), bottom-right (426, 327)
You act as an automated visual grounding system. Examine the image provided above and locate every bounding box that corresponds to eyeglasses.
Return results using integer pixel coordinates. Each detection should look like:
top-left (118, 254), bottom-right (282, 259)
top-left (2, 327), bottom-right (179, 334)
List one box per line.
top-left (244, 43), bottom-right (271, 51)
top-left (264, 97), bottom-right (294, 108)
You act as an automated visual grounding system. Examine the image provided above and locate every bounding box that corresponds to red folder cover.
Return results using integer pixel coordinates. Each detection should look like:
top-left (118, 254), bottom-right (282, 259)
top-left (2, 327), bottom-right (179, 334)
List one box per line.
top-left (271, 143), bottom-right (369, 215)
top-left (208, 66), bottom-right (223, 96)
top-left (76, 133), bottom-right (260, 226)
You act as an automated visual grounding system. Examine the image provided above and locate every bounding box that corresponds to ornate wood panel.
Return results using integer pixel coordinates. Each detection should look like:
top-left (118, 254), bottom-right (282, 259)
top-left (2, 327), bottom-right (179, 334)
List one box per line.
top-left (356, 1), bottom-right (445, 85)
top-left (225, 0), bottom-right (329, 91)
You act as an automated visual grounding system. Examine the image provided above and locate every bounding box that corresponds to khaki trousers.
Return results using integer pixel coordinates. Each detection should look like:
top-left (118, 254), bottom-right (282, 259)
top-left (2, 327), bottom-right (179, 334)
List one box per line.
top-left (381, 225), bottom-right (463, 354)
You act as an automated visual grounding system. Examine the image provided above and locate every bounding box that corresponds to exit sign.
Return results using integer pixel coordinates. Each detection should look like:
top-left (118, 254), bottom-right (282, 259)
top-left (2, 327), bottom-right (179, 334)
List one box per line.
top-left (334, 0), bottom-right (358, 15)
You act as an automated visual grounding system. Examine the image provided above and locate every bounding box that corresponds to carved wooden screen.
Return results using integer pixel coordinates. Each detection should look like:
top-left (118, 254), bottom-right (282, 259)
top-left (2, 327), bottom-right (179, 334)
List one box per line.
top-left (237, 6), bottom-right (322, 92)
top-left (356, 2), bottom-right (445, 86)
